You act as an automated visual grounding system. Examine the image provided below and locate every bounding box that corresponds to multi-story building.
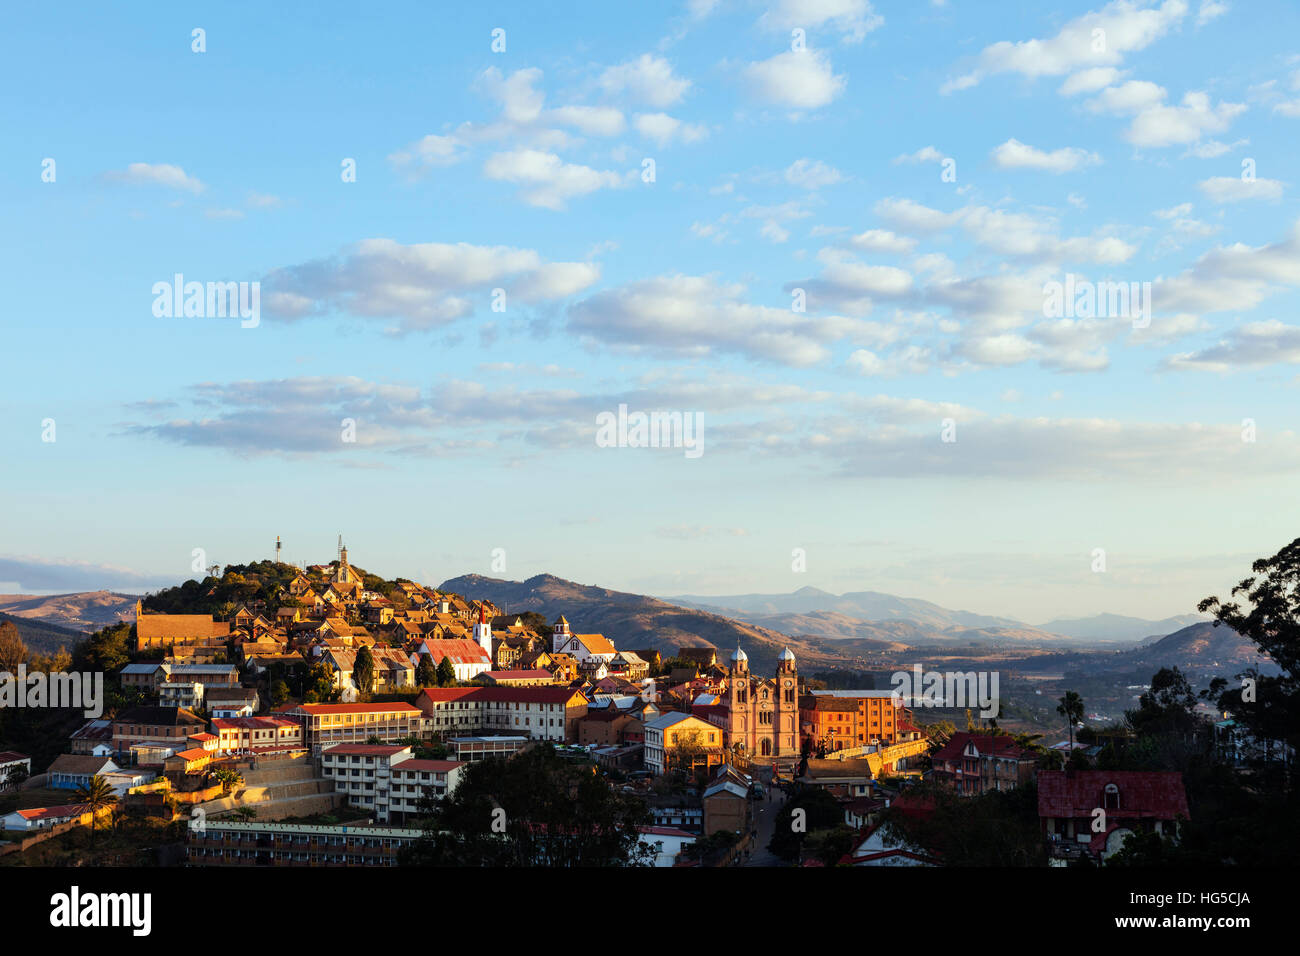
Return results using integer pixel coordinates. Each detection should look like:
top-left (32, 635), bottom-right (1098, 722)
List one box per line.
top-left (133, 604), bottom-right (230, 654)
top-left (111, 706), bottom-right (207, 762)
top-left (186, 820), bottom-right (423, 866)
top-left (159, 682), bottom-right (204, 711)
top-left (930, 732), bottom-right (1039, 795)
top-left (0, 751), bottom-right (31, 790)
top-left (211, 716), bottom-right (305, 755)
top-left (416, 686), bottom-right (589, 742)
top-left (284, 702), bottom-right (423, 754)
top-left (644, 712), bottom-right (726, 777)
top-left (799, 690), bottom-right (908, 753)
top-left (448, 735), bottom-right (530, 762)
top-left (320, 744), bottom-right (463, 822)
top-left (1039, 770), bottom-right (1190, 862)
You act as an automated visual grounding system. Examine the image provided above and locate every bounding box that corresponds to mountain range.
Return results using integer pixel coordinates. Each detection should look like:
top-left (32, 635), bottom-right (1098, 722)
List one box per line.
top-left (665, 586), bottom-right (1207, 644)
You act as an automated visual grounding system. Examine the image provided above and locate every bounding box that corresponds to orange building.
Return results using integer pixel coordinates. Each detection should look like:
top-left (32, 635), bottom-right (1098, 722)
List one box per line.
top-left (799, 691), bottom-right (906, 754)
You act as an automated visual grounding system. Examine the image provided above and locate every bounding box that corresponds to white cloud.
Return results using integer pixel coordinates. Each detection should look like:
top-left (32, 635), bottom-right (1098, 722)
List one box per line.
top-left (1164, 319), bottom-right (1300, 370)
top-left (261, 239), bottom-right (599, 332)
top-left (1197, 176), bottom-right (1285, 203)
top-left (743, 49), bottom-right (846, 109)
top-left (990, 138), bottom-right (1101, 173)
top-left (388, 134), bottom-right (466, 176)
top-left (105, 162), bottom-right (205, 193)
top-left (548, 105), bottom-right (627, 137)
top-left (568, 274), bottom-right (879, 366)
top-left (758, 0), bottom-right (884, 44)
top-left (633, 112), bottom-right (708, 145)
top-left (1059, 67), bottom-right (1125, 95)
top-left (483, 149), bottom-right (628, 210)
top-left (894, 145), bottom-right (950, 165)
top-left (1196, 0), bottom-right (1229, 26)
top-left (941, 0), bottom-right (1190, 92)
top-left (785, 158), bottom-right (844, 189)
top-left (848, 229), bottom-right (916, 254)
top-left (600, 54), bottom-right (692, 107)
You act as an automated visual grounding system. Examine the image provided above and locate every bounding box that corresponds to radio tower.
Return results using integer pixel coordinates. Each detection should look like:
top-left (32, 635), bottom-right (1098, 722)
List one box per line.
top-left (276, 535), bottom-right (282, 563)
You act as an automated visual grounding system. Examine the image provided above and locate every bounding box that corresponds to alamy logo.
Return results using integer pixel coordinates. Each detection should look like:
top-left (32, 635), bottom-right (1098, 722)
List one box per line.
top-left (152, 274), bottom-right (260, 328)
top-left (50, 886), bottom-right (151, 936)
top-left (1042, 273), bottom-right (1152, 329)
top-left (0, 666), bottom-right (103, 718)
top-left (595, 404), bottom-right (703, 459)
top-left (890, 665), bottom-right (1000, 718)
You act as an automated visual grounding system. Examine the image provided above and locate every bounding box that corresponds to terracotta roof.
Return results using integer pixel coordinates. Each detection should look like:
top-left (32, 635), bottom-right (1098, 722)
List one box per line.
top-left (136, 613), bottom-right (229, 641)
top-left (573, 633), bottom-right (616, 655)
top-left (418, 686), bottom-right (587, 705)
top-left (323, 744), bottom-right (408, 757)
top-left (171, 748), bottom-right (210, 762)
top-left (1037, 771), bottom-right (1190, 820)
top-left (293, 702), bottom-right (421, 715)
top-left (14, 804), bottom-right (90, 821)
top-left (113, 706), bottom-right (206, 727)
top-left (931, 732), bottom-right (1033, 762)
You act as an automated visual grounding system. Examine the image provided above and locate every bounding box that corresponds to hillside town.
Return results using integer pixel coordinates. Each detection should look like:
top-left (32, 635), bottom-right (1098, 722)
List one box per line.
top-left (3, 543), bottom-right (1283, 870)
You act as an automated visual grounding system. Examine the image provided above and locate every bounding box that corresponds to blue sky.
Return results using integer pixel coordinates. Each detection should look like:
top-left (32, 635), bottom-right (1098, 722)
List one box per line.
top-left (2, 0), bottom-right (1299, 622)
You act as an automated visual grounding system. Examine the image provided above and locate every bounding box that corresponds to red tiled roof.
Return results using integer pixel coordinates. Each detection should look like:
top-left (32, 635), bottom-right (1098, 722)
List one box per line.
top-left (212, 717), bottom-right (299, 730)
top-left (0, 751), bottom-right (29, 763)
top-left (418, 686), bottom-right (587, 705)
top-left (1037, 771), bottom-right (1190, 820)
top-left (293, 702), bottom-right (421, 715)
top-left (15, 804), bottom-right (90, 821)
top-left (324, 744), bottom-right (408, 757)
top-left (931, 732), bottom-right (1032, 762)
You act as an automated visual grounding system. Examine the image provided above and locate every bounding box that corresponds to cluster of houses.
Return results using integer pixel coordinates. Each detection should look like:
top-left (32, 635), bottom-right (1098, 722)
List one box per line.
top-left (0, 551), bottom-right (1206, 865)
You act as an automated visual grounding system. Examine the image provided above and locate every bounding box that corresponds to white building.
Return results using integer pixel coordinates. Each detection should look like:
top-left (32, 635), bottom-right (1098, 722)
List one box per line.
top-left (320, 744), bottom-right (464, 822)
top-left (159, 681), bottom-right (205, 710)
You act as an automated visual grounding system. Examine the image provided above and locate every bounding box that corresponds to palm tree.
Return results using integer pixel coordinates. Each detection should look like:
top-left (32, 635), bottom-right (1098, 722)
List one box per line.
top-left (74, 775), bottom-right (119, 847)
top-left (1057, 691), bottom-right (1085, 755)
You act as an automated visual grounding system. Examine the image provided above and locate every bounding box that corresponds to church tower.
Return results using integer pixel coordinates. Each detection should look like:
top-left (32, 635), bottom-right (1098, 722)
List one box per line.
top-left (552, 615), bottom-right (571, 654)
top-left (775, 647), bottom-right (798, 756)
top-left (473, 604), bottom-right (493, 659)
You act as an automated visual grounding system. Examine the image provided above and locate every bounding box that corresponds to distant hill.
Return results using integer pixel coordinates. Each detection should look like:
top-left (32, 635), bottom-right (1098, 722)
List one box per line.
top-left (1113, 622), bottom-right (1274, 673)
top-left (0, 611), bottom-right (87, 657)
top-left (439, 573), bottom-right (838, 674)
top-left (0, 590), bottom-right (138, 633)
top-left (664, 585), bottom-right (1023, 629)
top-left (1036, 612), bottom-right (1208, 642)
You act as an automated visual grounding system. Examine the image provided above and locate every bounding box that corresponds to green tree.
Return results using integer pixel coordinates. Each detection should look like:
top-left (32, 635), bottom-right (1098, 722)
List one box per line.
top-left (210, 768), bottom-right (244, 795)
top-left (353, 646), bottom-right (375, 695)
top-left (73, 775), bottom-right (119, 847)
top-left (271, 679), bottom-right (290, 706)
top-left (0, 621), bottom-right (26, 674)
top-left (1199, 537), bottom-right (1300, 759)
top-left (416, 654), bottom-right (438, 687)
top-left (401, 745), bottom-right (655, 867)
top-left (436, 656), bottom-right (456, 687)
top-left (1057, 691), bottom-right (1084, 753)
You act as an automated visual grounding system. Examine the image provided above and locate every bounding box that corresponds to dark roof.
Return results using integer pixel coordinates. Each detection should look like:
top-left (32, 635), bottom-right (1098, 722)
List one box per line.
top-left (931, 732), bottom-right (1033, 762)
top-left (113, 706), bottom-right (206, 727)
top-left (1037, 771), bottom-right (1190, 820)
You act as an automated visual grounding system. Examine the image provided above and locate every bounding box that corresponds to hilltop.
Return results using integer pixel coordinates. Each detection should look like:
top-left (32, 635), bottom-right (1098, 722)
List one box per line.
top-left (0, 590), bottom-right (138, 633)
top-left (440, 572), bottom-right (838, 674)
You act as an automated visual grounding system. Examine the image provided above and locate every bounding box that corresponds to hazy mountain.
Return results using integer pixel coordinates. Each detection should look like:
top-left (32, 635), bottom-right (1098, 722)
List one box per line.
top-left (439, 573), bottom-right (840, 674)
top-left (1114, 621), bottom-right (1274, 673)
top-left (664, 585), bottom-right (1023, 629)
top-left (0, 611), bottom-right (88, 657)
top-left (737, 610), bottom-right (1074, 648)
top-left (0, 590), bottom-right (139, 633)
top-left (1036, 612), bottom-right (1208, 642)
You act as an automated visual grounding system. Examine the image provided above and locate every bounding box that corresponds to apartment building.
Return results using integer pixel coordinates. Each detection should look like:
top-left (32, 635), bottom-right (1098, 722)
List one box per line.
top-left (415, 686), bottom-right (589, 742)
top-left (211, 716), bottom-right (305, 755)
top-left (320, 743), bottom-right (464, 822)
top-left (186, 820), bottom-right (423, 866)
top-left (284, 702), bottom-right (423, 754)
top-left (800, 690), bottom-right (907, 752)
